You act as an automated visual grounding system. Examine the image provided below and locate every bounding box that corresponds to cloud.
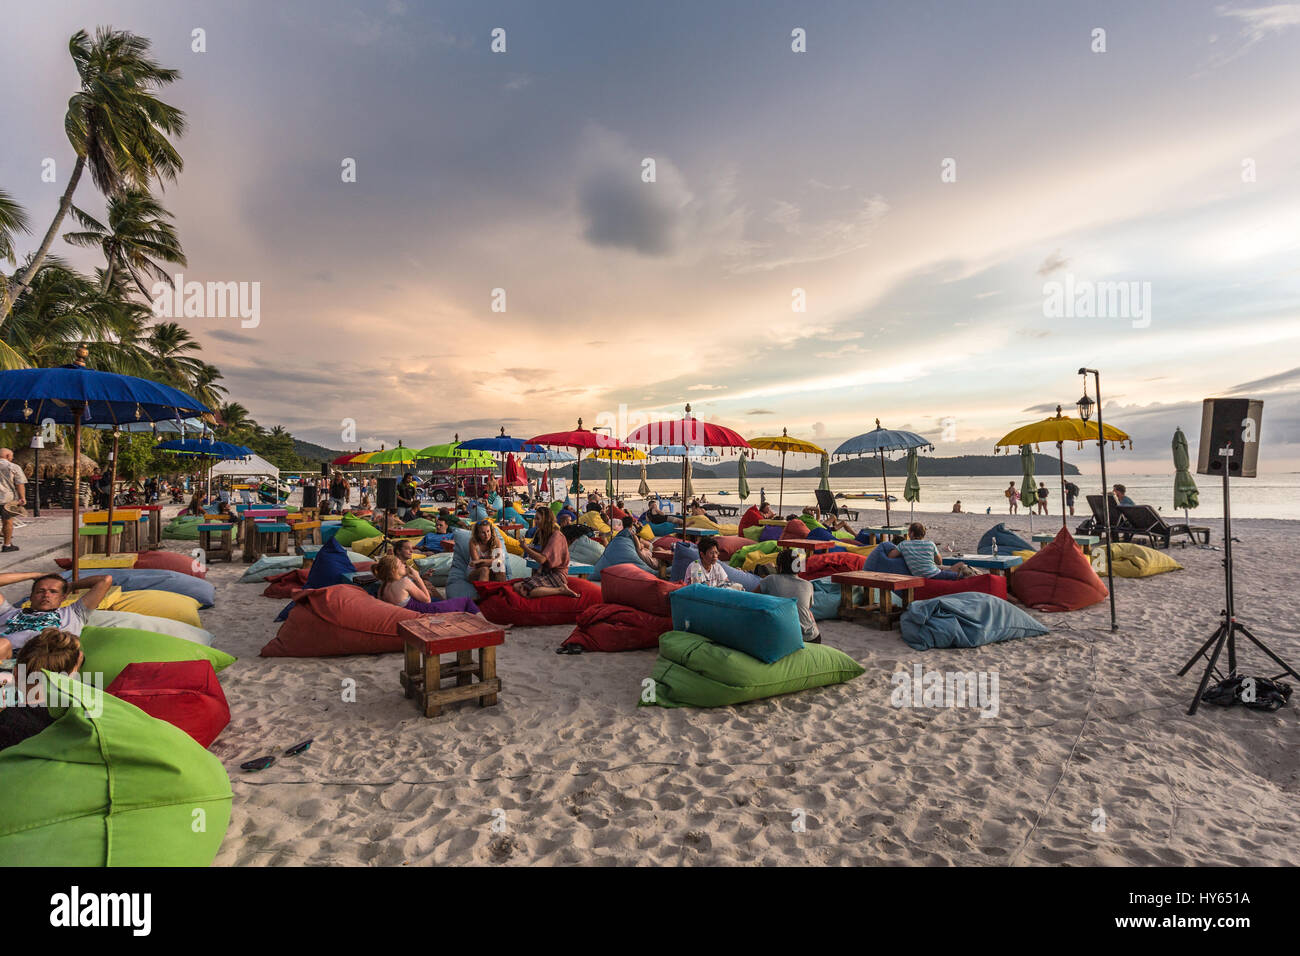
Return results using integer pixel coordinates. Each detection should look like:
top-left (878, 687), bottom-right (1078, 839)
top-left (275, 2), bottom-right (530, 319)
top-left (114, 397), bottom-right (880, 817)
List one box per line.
top-left (1036, 249), bottom-right (1069, 276)
top-left (1218, 3), bottom-right (1300, 44)
top-left (1224, 365), bottom-right (1300, 394)
top-left (746, 408), bottom-right (775, 415)
top-left (811, 421), bottom-right (827, 438)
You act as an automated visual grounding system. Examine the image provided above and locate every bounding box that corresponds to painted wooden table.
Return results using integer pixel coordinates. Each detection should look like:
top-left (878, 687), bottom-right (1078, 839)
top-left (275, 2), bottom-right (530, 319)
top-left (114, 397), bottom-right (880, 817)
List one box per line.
top-left (830, 570), bottom-right (926, 630)
top-left (397, 612), bottom-right (504, 718)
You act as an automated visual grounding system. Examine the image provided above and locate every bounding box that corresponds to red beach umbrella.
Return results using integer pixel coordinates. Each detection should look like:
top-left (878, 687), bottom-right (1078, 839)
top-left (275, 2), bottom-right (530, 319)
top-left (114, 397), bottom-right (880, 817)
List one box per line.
top-left (528, 419), bottom-right (627, 506)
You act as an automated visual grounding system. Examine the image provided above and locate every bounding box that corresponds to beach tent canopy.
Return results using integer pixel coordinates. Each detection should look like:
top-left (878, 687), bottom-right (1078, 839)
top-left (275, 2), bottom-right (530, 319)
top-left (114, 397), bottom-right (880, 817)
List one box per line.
top-left (211, 453), bottom-right (278, 481)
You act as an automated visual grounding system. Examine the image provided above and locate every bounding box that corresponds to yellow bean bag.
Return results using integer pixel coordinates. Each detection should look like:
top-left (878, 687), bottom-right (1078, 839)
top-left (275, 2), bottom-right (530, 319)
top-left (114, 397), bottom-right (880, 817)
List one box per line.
top-left (685, 516), bottom-right (739, 535)
top-left (348, 535), bottom-right (385, 557)
top-left (638, 525), bottom-right (655, 541)
top-left (100, 588), bottom-right (203, 628)
top-left (579, 512), bottom-right (612, 534)
top-left (64, 555), bottom-right (138, 570)
top-left (742, 550), bottom-right (780, 573)
top-left (502, 534), bottom-right (523, 556)
top-left (1091, 543), bottom-right (1183, 578)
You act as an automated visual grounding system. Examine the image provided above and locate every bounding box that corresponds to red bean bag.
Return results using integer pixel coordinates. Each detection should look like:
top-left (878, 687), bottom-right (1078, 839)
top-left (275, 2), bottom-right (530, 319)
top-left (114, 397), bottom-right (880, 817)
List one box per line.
top-left (106, 660), bottom-right (230, 748)
top-left (1009, 527), bottom-right (1108, 612)
top-left (263, 568), bottom-right (310, 598)
top-left (563, 603), bottom-right (672, 652)
top-left (915, 572), bottom-right (1008, 602)
top-left (715, 535), bottom-right (751, 559)
top-left (599, 563), bottom-right (683, 617)
top-left (780, 519), bottom-right (811, 540)
top-left (473, 576), bottom-right (602, 626)
top-left (260, 584), bottom-right (419, 656)
top-left (738, 505), bottom-right (763, 533)
top-left (652, 535), bottom-right (679, 553)
top-left (134, 549), bottom-right (209, 578)
top-left (800, 551), bottom-right (866, 580)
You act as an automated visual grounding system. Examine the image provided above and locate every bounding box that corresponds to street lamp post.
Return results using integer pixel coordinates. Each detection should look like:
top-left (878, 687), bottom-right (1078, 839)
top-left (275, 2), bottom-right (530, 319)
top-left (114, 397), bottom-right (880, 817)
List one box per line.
top-left (1078, 368), bottom-right (1117, 632)
top-left (29, 430), bottom-right (43, 517)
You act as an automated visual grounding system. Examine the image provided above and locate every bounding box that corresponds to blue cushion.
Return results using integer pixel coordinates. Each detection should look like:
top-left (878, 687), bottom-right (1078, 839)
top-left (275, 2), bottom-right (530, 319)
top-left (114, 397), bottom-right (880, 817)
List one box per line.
top-left (810, 577), bottom-right (843, 620)
top-left (807, 527), bottom-right (834, 541)
top-left (62, 568), bottom-right (215, 608)
top-left (649, 521), bottom-right (677, 538)
top-left (568, 535), bottom-right (605, 566)
top-left (758, 525), bottom-right (784, 542)
top-left (320, 523), bottom-right (342, 543)
top-left (899, 592), bottom-right (1049, 650)
top-left (669, 541), bottom-right (699, 582)
top-left (723, 564), bottom-right (761, 592)
top-left (591, 532), bottom-right (651, 582)
top-left (669, 583), bottom-right (804, 664)
top-left (863, 541), bottom-right (909, 575)
top-left (977, 523), bottom-right (1033, 555)
top-left (304, 537), bottom-right (355, 589)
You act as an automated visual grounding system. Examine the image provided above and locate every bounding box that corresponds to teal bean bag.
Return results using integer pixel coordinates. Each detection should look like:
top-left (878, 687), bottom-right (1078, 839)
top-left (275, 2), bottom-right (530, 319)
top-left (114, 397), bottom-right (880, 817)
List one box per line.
top-left (669, 583), bottom-right (803, 663)
top-left (899, 592), bottom-right (1048, 650)
top-left (642, 631), bottom-right (865, 708)
top-left (591, 532), bottom-right (651, 582)
top-left (0, 672), bottom-right (232, 866)
top-left (568, 534), bottom-right (605, 566)
top-left (446, 527), bottom-right (526, 600)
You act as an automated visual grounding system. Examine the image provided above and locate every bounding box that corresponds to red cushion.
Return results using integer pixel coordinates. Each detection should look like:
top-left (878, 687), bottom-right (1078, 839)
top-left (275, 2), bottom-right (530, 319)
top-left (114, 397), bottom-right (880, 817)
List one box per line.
top-left (738, 506), bottom-right (763, 533)
top-left (134, 549), bottom-right (208, 578)
top-left (260, 584), bottom-right (419, 656)
top-left (780, 519), bottom-right (811, 540)
top-left (915, 573), bottom-right (1008, 602)
top-left (106, 660), bottom-right (230, 748)
top-left (599, 563), bottom-right (683, 617)
top-left (563, 603), bottom-right (672, 652)
top-left (1009, 527), bottom-right (1108, 612)
top-left (715, 535), bottom-right (750, 559)
top-left (262, 568), bottom-right (309, 598)
top-left (799, 551), bottom-right (866, 579)
top-left (652, 535), bottom-right (679, 553)
top-left (473, 576), bottom-right (602, 626)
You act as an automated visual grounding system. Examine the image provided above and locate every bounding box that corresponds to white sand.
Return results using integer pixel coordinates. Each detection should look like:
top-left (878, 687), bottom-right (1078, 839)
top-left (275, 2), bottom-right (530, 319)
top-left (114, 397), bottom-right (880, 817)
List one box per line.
top-left (176, 504), bottom-right (1298, 865)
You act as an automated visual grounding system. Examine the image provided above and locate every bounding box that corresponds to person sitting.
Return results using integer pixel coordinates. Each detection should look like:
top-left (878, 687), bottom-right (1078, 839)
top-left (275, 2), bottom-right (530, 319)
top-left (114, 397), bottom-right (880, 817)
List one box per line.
top-left (756, 548), bottom-right (820, 643)
top-left (609, 499), bottom-right (630, 523)
top-left (738, 501), bottom-right (775, 533)
top-left (952, 500), bottom-right (963, 513)
top-left (642, 499), bottom-right (680, 527)
top-left (1112, 484), bottom-right (1135, 507)
top-left (559, 512), bottom-right (595, 544)
top-left (686, 538), bottom-right (741, 589)
top-left (516, 508), bottom-right (578, 598)
top-left (0, 571), bottom-right (114, 661)
top-left (467, 520), bottom-right (506, 583)
top-left (886, 523), bottom-right (976, 579)
top-left (215, 499), bottom-right (238, 522)
top-left (374, 555), bottom-right (477, 615)
top-left (182, 490), bottom-right (205, 516)
top-left (0, 628), bottom-right (84, 751)
top-left (616, 516), bottom-right (660, 572)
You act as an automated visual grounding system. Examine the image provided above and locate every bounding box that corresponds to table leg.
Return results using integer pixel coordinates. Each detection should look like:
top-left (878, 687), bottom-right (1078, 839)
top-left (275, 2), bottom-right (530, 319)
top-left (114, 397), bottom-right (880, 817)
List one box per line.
top-left (877, 587), bottom-right (891, 631)
top-left (422, 650), bottom-right (442, 718)
top-left (480, 646), bottom-right (498, 707)
top-left (402, 641), bottom-right (420, 699)
top-left (838, 582), bottom-right (854, 619)
top-left (456, 649), bottom-right (473, 687)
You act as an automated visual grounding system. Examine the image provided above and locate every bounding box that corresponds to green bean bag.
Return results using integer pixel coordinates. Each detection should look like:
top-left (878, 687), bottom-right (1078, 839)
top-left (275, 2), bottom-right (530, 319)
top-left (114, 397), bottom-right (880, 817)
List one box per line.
top-left (402, 518), bottom-right (440, 532)
top-left (79, 626), bottom-right (236, 687)
top-left (730, 539), bottom-right (780, 568)
top-left (0, 672), bottom-right (232, 866)
top-left (162, 514), bottom-right (203, 540)
top-left (641, 631), bottom-right (865, 708)
top-left (334, 514), bottom-right (383, 548)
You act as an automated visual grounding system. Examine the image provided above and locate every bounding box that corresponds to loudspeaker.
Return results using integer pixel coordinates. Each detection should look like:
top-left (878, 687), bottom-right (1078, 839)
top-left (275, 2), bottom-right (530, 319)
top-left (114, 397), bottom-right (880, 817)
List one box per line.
top-left (377, 476), bottom-right (398, 510)
top-left (302, 484), bottom-right (319, 508)
top-left (1197, 398), bottom-right (1262, 478)
top-left (321, 462), bottom-right (331, 478)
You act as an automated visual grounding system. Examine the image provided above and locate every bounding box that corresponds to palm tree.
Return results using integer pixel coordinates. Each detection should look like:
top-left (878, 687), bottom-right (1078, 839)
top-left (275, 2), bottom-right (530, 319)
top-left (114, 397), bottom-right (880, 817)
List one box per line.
top-left (64, 188), bottom-right (186, 296)
top-left (189, 362), bottom-right (228, 412)
top-left (216, 401), bottom-right (257, 442)
top-left (0, 191), bottom-right (31, 332)
top-left (0, 28), bottom-right (184, 323)
top-left (145, 321), bottom-right (205, 389)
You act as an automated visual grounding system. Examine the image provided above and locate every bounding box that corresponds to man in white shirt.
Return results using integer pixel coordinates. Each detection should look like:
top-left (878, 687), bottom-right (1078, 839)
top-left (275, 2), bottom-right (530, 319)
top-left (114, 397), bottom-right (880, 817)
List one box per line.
top-left (0, 570), bottom-right (115, 659)
top-left (686, 538), bottom-right (740, 589)
top-left (0, 448), bottom-right (27, 553)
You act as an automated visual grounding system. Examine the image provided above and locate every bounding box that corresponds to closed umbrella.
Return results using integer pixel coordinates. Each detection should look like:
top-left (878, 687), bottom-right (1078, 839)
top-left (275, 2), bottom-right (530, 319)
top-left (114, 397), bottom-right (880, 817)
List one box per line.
top-left (638, 460), bottom-right (651, 499)
top-left (605, 462), bottom-right (615, 499)
top-left (1173, 427), bottom-right (1199, 529)
top-left (588, 446), bottom-right (647, 502)
top-left (747, 428), bottom-right (826, 514)
top-left (903, 448), bottom-right (921, 520)
top-left (1019, 444), bottom-right (1037, 534)
top-left (683, 457), bottom-right (694, 500)
top-left (737, 452), bottom-right (750, 501)
top-left (523, 448), bottom-right (575, 503)
top-left (818, 454), bottom-right (831, 492)
top-left (833, 419), bottom-right (933, 528)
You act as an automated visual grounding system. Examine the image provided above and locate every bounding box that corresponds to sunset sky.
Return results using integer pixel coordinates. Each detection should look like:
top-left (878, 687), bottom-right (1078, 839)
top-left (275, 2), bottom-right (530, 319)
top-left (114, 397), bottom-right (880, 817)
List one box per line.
top-left (4, 0), bottom-right (1299, 471)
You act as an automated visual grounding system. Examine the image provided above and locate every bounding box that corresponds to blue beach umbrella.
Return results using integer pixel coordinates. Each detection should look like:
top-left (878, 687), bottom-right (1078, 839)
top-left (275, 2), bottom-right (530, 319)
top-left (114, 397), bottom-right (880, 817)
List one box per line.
top-left (833, 419), bottom-right (934, 527)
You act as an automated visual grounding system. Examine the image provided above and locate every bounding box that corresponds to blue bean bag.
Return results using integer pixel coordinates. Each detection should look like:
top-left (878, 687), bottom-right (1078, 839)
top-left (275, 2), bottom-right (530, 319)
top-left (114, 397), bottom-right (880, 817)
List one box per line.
top-left (669, 541), bottom-right (698, 582)
top-left (446, 528), bottom-right (527, 600)
top-left (568, 535), bottom-right (605, 566)
top-left (669, 583), bottom-right (804, 664)
top-left (61, 568), bottom-right (215, 608)
top-left (899, 592), bottom-right (1049, 650)
top-left (304, 537), bottom-right (355, 589)
top-left (863, 541), bottom-right (909, 575)
top-left (977, 523), bottom-right (1033, 555)
top-left (810, 577), bottom-right (843, 620)
top-left (723, 564), bottom-right (761, 592)
top-left (649, 521), bottom-right (677, 538)
top-left (591, 532), bottom-right (651, 582)
top-left (807, 527), bottom-right (834, 541)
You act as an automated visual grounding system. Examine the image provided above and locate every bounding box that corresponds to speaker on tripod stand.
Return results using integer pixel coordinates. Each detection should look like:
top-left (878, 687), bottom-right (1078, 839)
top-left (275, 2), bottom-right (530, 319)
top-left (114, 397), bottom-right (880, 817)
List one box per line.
top-left (1178, 398), bottom-right (1298, 714)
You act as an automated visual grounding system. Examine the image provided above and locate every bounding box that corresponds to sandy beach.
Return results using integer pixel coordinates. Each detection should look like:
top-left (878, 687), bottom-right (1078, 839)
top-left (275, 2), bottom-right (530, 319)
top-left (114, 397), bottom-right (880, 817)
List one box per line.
top-left (94, 505), bottom-right (1286, 867)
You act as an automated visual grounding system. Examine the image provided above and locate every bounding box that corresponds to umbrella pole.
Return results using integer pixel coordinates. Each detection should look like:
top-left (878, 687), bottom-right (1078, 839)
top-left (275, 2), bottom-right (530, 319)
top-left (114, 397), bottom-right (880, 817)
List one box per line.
top-left (105, 429), bottom-right (120, 557)
top-left (1058, 442), bottom-right (1067, 529)
top-left (779, 450), bottom-right (786, 515)
top-left (880, 452), bottom-right (891, 527)
top-left (71, 407), bottom-right (83, 583)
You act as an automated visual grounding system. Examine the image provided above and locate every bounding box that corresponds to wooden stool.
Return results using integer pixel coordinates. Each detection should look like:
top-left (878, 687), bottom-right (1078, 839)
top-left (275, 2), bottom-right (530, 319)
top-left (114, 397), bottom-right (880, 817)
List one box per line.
top-left (398, 613), bottom-right (504, 718)
top-left (78, 525), bottom-right (124, 556)
top-left (290, 520), bottom-right (321, 552)
top-left (139, 505), bottom-right (164, 549)
top-left (198, 523), bottom-right (235, 563)
top-left (255, 522), bottom-right (291, 556)
top-left (830, 570), bottom-right (926, 630)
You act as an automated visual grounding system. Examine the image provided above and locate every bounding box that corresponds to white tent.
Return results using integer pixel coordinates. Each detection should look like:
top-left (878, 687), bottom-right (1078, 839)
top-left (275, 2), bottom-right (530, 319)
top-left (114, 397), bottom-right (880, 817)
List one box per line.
top-left (211, 453), bottom-right (278, 481)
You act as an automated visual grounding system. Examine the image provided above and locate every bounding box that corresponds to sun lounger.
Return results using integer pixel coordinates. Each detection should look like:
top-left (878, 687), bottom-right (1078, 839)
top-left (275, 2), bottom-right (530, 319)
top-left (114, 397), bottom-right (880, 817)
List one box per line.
top-left (1081, 494), bottom-right (1131, 540)
top-left (1117, 504), bottom-right (1210, 548)
top-left (815, 489), bottom-right (860, 522)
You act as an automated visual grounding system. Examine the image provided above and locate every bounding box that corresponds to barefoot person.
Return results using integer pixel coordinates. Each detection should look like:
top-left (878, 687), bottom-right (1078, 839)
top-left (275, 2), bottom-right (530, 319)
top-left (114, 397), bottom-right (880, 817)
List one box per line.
top-left (0, 449), bottom-right (28, 553)
top-left (467, 520), bottom-right (506, 583)
top-left (515, 507), bottom-right (577, 598)
top-left (373, 555), bottom-right (479, 615)
top-left (885, 523), bottom-right (977, 580)
top-left (0, 571), bottom-right (115, 661)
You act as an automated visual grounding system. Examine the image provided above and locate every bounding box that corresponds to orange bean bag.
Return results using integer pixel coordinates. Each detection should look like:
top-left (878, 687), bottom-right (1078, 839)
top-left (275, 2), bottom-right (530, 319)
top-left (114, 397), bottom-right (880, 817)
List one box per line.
top-left (715, 535), bottom-right (751, 559)
top-left (262, 568), bottom-right (309, 598)
top-left (563, 604), bottom-right (672, 652)
top-left (260, 584), bottom-right (419, 656)
top-left (780, 519), bottom-right (811, 540)
top-left (473, 577), bottom-right (602, 626)
top-left (1009, 526), bottom-right (1108, 612)
top-left (134, 549), bottom-right (209, 578)
top-left (599, 563), bottom-right (683, 617)
top-left (800, 552), bottom-right (866, 579)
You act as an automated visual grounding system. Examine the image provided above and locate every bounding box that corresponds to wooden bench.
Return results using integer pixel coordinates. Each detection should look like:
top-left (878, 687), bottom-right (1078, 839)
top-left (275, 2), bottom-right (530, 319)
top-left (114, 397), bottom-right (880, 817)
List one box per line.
top-left (776, 537), bottom-right (840, 553)
top-left (830, 570), bottom-right (926, 630)
top-left (77, 524), bottom-right (125, 556)
top-left (254, 521), bottom-right (292, 556)
top-left (397, 612), bottom-right (505, 718)
top-left (198, 523), bottom-right (236, 563)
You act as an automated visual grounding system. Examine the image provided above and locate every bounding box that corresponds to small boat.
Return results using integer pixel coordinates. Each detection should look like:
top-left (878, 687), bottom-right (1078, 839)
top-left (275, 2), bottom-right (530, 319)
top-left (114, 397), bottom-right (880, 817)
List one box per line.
top-left (717, 490), bottom-right (729, 495)
top-left (841, 492), bottom-right (897, 501)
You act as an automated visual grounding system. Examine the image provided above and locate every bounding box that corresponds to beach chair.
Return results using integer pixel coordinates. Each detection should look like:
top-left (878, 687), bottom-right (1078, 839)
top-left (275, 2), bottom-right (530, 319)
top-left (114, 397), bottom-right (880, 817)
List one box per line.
top-left (815, 488), bottom-right (860, 522)
top-left (1081, 494), bottom-right (1131, 541)
top-left (1118, 504), bottom-right (1210, 549)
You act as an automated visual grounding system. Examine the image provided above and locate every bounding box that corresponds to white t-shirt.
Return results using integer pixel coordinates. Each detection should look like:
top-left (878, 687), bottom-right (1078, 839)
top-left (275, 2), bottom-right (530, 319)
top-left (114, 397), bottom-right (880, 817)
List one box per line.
top-left (687, 559), bottom-right (730, 588)
top-left (0, 460), bottom-right (25, 505)
top-left (0, 598), bottom-right (88, 652)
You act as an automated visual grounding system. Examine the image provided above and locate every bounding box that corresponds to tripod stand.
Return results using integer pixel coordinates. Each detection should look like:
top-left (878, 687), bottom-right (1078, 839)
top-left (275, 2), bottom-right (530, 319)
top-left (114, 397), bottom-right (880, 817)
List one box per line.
top-left (1178, 454), bottom-right (1300, 714)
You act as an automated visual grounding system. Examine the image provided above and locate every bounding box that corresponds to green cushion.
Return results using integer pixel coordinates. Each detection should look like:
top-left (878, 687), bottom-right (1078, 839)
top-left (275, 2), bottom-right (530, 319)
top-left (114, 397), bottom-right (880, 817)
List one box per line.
top-left (741, 526), bottom-right (762, 541)
top-left (641, 631), bottom-right (865, 708)
top-left (162, 515), bottom-right (202, 540)
top-left (79, 626), bottom-right (236, 687)
top-left (402, 518), bottom-right (440, 532)
top-left (334, 514), bottom-right (383, 548)
top-left (0, 672), bottom-right (231, 865)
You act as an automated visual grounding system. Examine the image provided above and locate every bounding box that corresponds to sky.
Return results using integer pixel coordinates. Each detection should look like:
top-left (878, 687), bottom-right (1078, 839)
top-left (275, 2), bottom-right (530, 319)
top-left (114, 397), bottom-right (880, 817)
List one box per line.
top-left (3, 0), bottom-right (1299, 472)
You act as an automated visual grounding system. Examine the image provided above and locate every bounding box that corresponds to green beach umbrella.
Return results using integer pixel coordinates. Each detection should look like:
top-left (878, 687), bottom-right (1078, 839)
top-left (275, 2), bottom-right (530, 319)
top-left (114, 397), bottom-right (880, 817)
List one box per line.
top-left (904, 448), bottom-right (921, 519)
top-left (638, 460), bottom-right (651, 499)
top-left (738, 452), bottom-right (750, 501)
top-left (1173, 427), bottom-right (1199, 522)
top-left (605, 461), bottom-right (615, 499)
top-left (1019, 444), bottom-right (1037, 533)
top-left (818, 454), bottom-right (832, 493)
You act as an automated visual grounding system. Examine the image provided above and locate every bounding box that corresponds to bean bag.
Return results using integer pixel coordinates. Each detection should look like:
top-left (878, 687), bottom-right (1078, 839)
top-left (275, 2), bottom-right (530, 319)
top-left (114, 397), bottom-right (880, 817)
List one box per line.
top-left (99, 588), bottom-right (203, 628)
top-left (669, 583), bottom-right (803, 664)
top-left (446, 527), bottom-right (524, 601)
top-left (642, 631), bottom-right (865, 708)
top-left (263, 568), bottom-right (310, 598)
top-left (1009, 527), bottom-right (1108, 612)
top-left (133, 549), bottom-right (209, 578)
top-left (579, 511), bottom-right (612, 535)
top-left (733, 540), bottom-right (780, 569)
top-left (0, 672), bottom-right (232, 866)
top-left (568, 534), bottom-right (605, 566)
top-left (301, 546), bottom-right (371, 566)
top-left (240, 554), bottom-right (305, 582)
top-left (1091, 543), bottom-right (1183, 578)
top-left (79, 625), bottom-right (235, 686)
top-left (780, 519), bottom-right (811, 540)
top-left (333, 514), bottom-right (384, 548)
top-left (107, 660), bottom-right (231, 749)
top-left (738, 506), bottom-right (764, 533)
top-left (591, 532), bottom-right (652, 582)
top-left (638, 524), bottom-right (655, 541)
top-left (86, 609), bottom-right (214, 647)
top-left (685, 516), bottom-right (739, 535)
top-left (669, 541), bottom-right (699, 582)
top-left (801, 551), bottom-right (866, 580)
top-left (977, 523), bottom-right (1033, 555)
top-left (415, 551), bottom-right (454, 586)
top-left (473, 576), bottom-right (601, 626)
top-left (724, 564), bottom-right (762, 591)
top-left (162, 515), bottom-right (203, 540)
top-left (563, 604), bottom-right (672, 652)
top-left (649, 521), bottom-right (678, 538)
top-left (899, 592), bottom-right (1049, 650)
top-left (599, 563), bottom-right (683, 616)
top-left (653, 534), bottom-right (679, 553)
top-left (915, 572), bottom-right (1008, 603)
top-left (348, 535), bottom-right (386, 557)
top-left (715, 535), bottom-right (751, 559)
top-left (863, 541), bottom-right (910, 575)
top-left (810, 578), bottom-right (843, 621)
top-left (806, 527), bottom-right (834, 541)
top-left (304, 537), bottom-right (356, 589)
top-left (63, 567), bottom-right (215, 608)
top-left (403, 518), bottom-right (440, 532)
top-left (261, 584), bottom-right (419, 657)
top-left (742, 526), bottom-right (763, 541)
top-left (758, 524), bottom-right (784, 542)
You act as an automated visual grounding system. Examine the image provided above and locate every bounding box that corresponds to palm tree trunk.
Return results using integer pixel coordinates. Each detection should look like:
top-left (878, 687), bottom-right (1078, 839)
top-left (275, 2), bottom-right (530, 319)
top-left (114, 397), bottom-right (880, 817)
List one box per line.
top-left (0, 155), bottom-right (86, 325)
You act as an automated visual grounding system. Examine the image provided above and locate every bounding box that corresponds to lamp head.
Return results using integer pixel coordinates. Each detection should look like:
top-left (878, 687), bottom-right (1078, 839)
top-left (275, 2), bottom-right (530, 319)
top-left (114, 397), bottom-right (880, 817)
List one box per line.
top-left (1077, 392), bottom-right (1094, 423)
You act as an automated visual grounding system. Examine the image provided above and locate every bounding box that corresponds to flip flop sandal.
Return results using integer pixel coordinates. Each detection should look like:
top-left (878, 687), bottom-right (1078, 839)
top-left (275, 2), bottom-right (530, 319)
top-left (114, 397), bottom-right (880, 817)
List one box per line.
top-left (556, 644), bottom-right (584, 655)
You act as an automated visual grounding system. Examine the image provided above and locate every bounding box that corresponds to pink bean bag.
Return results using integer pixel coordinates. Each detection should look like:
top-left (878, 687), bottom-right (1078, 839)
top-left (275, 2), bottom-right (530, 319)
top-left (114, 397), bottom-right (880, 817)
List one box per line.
top-left (1009, 526), bottom-right (1108, 612)
top-left (106, 660), bottom-right (230, 748)
top-left (715, 535), bottom-right (751, 559)
top-left (134, 550), bottom-right (208, 578)
top-left (599, 563), bottom-right (683, 617)
top-left (563, 603), bottom-right (672, 652)
top-left (473, 577), bottom-right (602, 626)
top-left (260, 584), bottom-right (419, 657)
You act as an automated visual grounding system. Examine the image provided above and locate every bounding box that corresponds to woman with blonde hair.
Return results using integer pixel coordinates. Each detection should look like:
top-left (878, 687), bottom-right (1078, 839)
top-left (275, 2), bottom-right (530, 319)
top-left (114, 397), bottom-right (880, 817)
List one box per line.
top-left (373, 555), bottom-right (479, 615)
top-left (516, 506), bottom-right (577, 598)
top-left (0, 629), bottom-right (83, 751)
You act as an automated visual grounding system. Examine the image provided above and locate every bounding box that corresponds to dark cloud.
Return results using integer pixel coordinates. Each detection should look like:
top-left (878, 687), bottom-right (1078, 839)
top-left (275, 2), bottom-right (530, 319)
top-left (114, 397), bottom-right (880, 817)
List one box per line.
top-left (579, 165), bottom-right (681, 256)
top-left (1225, 366), bottom-right (1300, 395)
top-left (746, 408), bottom-right (775, 415)
top-left (1037, 250), bottom-right (1069, 276)
top-left (207, 329), bottom-right (261, 346)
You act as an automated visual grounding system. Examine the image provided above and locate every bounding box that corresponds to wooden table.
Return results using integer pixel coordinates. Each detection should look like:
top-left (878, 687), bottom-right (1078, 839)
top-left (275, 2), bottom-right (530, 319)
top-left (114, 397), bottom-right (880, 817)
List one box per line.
top-left (941, 554), bottom-right (1023, 575)
top-left (1032, 533), bottom-right (1100, 554)
top-left (776, 537), bottom-right (840, 553)
top-left (859, 526), bottom-right (907, 545)
top-left (830, 570), bottom-right (926, 630)
top-left (139, 504), bottom-right (164, 548)
top-left (397, 612), bottom-right (504, 718)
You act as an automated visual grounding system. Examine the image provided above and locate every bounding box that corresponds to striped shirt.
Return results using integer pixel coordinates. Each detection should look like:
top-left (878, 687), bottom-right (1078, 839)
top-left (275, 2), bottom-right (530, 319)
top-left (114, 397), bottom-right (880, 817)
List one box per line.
top-left (896, 539), bottom-right (943, 578)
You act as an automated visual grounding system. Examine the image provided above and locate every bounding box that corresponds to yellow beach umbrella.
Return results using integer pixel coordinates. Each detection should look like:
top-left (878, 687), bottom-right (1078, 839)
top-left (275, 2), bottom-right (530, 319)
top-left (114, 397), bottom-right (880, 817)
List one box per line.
top-left (747, 427), bottom-right (826, 514)
top-left (588, 446), bottom-right (647, 499)
top-left (995, 405), bottom-right (1131, 526)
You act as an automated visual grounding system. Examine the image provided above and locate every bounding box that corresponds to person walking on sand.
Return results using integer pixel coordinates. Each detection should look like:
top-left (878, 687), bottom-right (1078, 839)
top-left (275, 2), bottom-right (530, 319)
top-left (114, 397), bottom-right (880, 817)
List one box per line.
top-left (0, 449), bottom-right (29, 553)
top-left (1005, 481), bottom-right (1018, 514)
top-left (1036, 481), bottom-right (1049, 515)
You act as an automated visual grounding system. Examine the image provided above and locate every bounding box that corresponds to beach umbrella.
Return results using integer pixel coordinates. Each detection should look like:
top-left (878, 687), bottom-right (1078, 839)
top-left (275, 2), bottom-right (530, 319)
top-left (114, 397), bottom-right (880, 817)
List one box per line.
top-left (646, 444), bottom-right (719, 510)
top-left (529, 419), bottom-right (629, 512)
top-left (460, 427), bottom-right (544, 488)
top-left (368, 443), bottom-right (417, 466)
top-left (332, 451), bottom-right (365, 466)
top-left (638, 460), bottom-right (651, 499)
top-left (1173, 427), bottom-right (1199, 527)
top-left (747, 428), bottom-right (826, 514)
top-left (626, 404), bottom-right (750, 528)
top-left (833, 419), bottom-right (933, 527)
top-left (995, 405), bottom-right (1131, 528)
top-left (737, 452), bottom-right (750, 501)
top-left (155, 438), bottom-right (253, 516)
top-left (523, 448), bottom-right (575, 503)
top-left (539, 468), bottom-right (549, 494)
top-left (1019, 444), bottom-right (1038, 534)
top-left (588, 446), bottom-right (647, 501)
top-left (903, 448), bottom-right (921, 520)
top-left (0, 351), bottom-right (208, 579)
top-left (504, 452), bottom-right (528, 488)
